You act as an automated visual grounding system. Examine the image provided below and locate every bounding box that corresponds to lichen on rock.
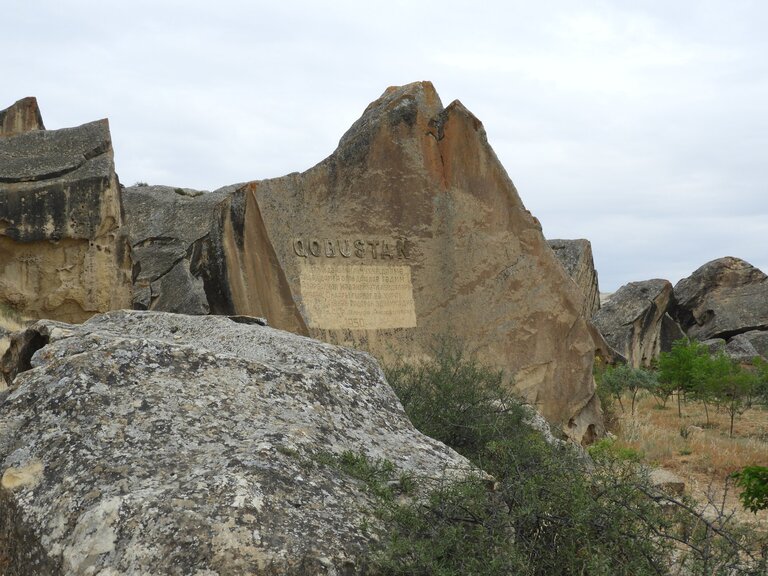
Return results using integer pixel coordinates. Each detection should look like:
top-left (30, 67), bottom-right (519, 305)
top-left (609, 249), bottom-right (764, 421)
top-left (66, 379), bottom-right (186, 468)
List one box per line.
top-left (0, 310), bottom-right (474, 574)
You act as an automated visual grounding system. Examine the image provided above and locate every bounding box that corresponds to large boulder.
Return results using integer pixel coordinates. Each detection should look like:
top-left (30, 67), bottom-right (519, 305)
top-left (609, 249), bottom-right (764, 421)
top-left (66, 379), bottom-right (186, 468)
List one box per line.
top-left (547, 239), bottom-right (601, 318)
top-left (0, 310), bottom-right (474, 574)
top-left (673, 257), bottom-right (768, 340)
top-left (592, 279), bottom-right (678, 367)
top-left (0, 101), bottom-right (132, 333)
top-left (182, 82), bottom-right (601, 441)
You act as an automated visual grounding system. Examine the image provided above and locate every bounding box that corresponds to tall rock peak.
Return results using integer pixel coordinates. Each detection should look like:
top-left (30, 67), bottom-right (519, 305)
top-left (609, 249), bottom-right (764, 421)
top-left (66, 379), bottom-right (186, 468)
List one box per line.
top-left (0, 97), bottom-right (45, 137)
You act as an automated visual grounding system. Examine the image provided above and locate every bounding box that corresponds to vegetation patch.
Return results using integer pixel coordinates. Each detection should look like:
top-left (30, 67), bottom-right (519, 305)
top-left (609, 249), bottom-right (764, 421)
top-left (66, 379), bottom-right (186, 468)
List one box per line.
top-left (350, 338), bottom-right (768, 575)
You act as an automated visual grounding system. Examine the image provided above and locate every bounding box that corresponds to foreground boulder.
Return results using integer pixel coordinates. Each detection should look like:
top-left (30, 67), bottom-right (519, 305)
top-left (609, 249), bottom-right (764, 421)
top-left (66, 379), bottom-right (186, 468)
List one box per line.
top-left (0, 310), bottom-right (473, 575)
top-left (592, 279), bottom-right (679, 367)
top-left (673, 257), bottom-right (768, 340)
top-left (548, 239), bottom-right (601, 318)
top-left (0, 101), bottom-right (132, 332)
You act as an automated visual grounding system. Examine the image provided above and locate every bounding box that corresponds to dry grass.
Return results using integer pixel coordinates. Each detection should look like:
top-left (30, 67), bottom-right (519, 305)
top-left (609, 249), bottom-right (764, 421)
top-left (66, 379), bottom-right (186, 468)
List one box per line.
top-left (611, 392), bottom-right (768, 530)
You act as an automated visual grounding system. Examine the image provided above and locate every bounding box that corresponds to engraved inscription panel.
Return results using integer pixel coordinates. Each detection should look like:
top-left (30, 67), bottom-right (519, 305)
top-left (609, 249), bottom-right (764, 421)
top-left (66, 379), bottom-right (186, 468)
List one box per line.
top-left (299, 265), bottom-right (417, 330)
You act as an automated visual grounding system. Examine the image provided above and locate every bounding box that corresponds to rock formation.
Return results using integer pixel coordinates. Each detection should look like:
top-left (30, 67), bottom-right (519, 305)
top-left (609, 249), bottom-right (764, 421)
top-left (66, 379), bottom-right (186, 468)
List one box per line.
top-left (591, 279), bottom-right (679, 367)
top-left (121, 185), bottom-right (228, 315)
top-left (673, 257), bottom-right (768, 341)
top-left (724, 333), bottom-right (763, 362)
top-left (1, 84), bottom-right (603, 441)
top-left (192, 82), bottom-right (602, 441)
top-left (737, 330), bottom-right (768, 360)
top-left (548, 239), bottom-right (600, 318)
top-left (0, 97), bottom-right (44, 137)
top-left (0, 101), bottom-right (132, 335)
top-left (0, 310), bottom-right (474, 574)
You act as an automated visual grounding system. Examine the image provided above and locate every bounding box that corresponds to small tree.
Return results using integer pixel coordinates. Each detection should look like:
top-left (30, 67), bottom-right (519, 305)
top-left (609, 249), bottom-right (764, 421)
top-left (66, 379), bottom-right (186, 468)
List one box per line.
top-left (601, 364), bottom-right (658, 413)
top-left (707, 353), bottom-right (759, 437)
top-left (657, 338), bottom-right (710, 418)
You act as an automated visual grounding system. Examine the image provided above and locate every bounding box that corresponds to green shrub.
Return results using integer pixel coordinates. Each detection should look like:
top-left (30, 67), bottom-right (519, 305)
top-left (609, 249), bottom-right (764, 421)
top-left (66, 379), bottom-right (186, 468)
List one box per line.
top-left (733, 466), bottom-right (768, 513)
top-left (369, 338), bottom-right (768, 575)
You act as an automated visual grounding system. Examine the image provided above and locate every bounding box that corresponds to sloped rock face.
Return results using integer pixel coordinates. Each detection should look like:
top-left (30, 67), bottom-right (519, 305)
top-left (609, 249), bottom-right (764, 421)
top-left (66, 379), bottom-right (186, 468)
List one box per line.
top-left (0, 102), bottom-right (132, 333)
top-left (196, 82), bottom-right (601, 441)
top-left (673, 257), bottom-right (768, 340)
top-left (592, 279), bottom-right (677, 367)
top-left (548, 239), bottom-right (600, 318)
top-left (0, 97), bottom-right (45, 137)
top-left (0, 310), bottom-right (473, 575)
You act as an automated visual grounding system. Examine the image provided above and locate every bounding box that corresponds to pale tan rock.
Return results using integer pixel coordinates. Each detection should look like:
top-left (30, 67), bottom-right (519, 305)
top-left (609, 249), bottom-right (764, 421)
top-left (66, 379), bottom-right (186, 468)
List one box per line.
top-left (0, 97), bottom-right (44, 137)
top-left (0, 108), bottom-right (132, 333)
top-left (205, 82), bottom-right (602, 442)
top-left (548, 239), bottom-right (601, 318)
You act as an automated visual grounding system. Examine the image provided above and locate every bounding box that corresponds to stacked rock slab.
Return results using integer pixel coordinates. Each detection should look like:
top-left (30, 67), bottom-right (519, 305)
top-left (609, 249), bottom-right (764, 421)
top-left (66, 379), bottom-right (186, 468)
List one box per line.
top-left (548, 239), bottom-right (601, 318)
top-left (592, 279), bottom-right (678, 367)
top-left (189, 82), bottom-right (602, 442)
top-left (673, 257), bottom-right (768, 341)
top-left (0, 310), bottom-right (475, 574)
top-left (0, 99), bottom-right (132, 336)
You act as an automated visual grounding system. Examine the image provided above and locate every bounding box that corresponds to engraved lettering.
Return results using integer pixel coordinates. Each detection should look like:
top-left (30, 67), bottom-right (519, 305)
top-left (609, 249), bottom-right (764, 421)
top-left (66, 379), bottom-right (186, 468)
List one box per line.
top-left (396, 238), bottom-right (411, 259)
top-left (293, 239), bottom-right (307, 257)
top-left (293, 237), bottom-right (414, 259)
top-left (299, 265), bottom-right (417, 330)
top-left (381, 240), bottom-right (393, 259)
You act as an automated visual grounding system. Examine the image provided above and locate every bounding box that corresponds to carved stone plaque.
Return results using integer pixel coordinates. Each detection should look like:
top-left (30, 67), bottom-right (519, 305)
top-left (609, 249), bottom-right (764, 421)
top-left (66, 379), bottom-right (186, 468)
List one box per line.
top-left (299, 265), bottom-right (417, 330)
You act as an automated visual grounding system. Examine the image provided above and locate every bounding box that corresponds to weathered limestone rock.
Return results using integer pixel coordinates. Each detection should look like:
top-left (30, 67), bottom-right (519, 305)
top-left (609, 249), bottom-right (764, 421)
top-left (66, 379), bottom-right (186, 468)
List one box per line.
top-left (190, 82), bottom-right (601, 442)
top-left (592, 279), bottom-right (677, 367)
top-left (548, 239), bottom-right (601, 318)
top-left (0, 310), bottom-right (474, 575)
top-left (649, 468), bottom-right (685, 497)
top-left (0, 97), bottom-right (45, 137)
top-left (120, 185), bottom-right (229, 314)
top-left (725, 333), bottom-right (763, 362)
top-left (673, 257), bottom-right (768, 340)
top-left (0, 104), bottom-right (132, 333)
top-left (737, 330), bottom-right (768, 360)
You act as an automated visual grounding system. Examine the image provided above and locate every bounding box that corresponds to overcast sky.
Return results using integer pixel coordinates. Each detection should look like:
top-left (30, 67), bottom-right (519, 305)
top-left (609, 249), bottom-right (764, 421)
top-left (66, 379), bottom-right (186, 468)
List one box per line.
top-left (4, 1), bottom-right (767, 291)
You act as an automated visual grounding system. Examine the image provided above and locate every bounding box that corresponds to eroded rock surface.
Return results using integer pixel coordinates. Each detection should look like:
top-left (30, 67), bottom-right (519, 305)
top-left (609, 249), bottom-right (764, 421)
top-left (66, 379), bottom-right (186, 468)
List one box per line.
top-left (548, 239), bottom-right (600, 318)
top-left (737, 330), bottom-right (768, 360)
top-left (120, 185), bottom-right (229, 314)
top-left (1, 84), bottom-right (603, 441)
top-left (0, 310), bottom-right (473, 575)
top-left (673, 257), bottom-right (768, 340)
top-left (194, 82), bottom-right (602, 442)
top-left (0, 102), bottom-right (132, 332)
top-left (0, 97), bottom-right (44, 137)
top-left (592, 279), bottom-right (678, 367)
